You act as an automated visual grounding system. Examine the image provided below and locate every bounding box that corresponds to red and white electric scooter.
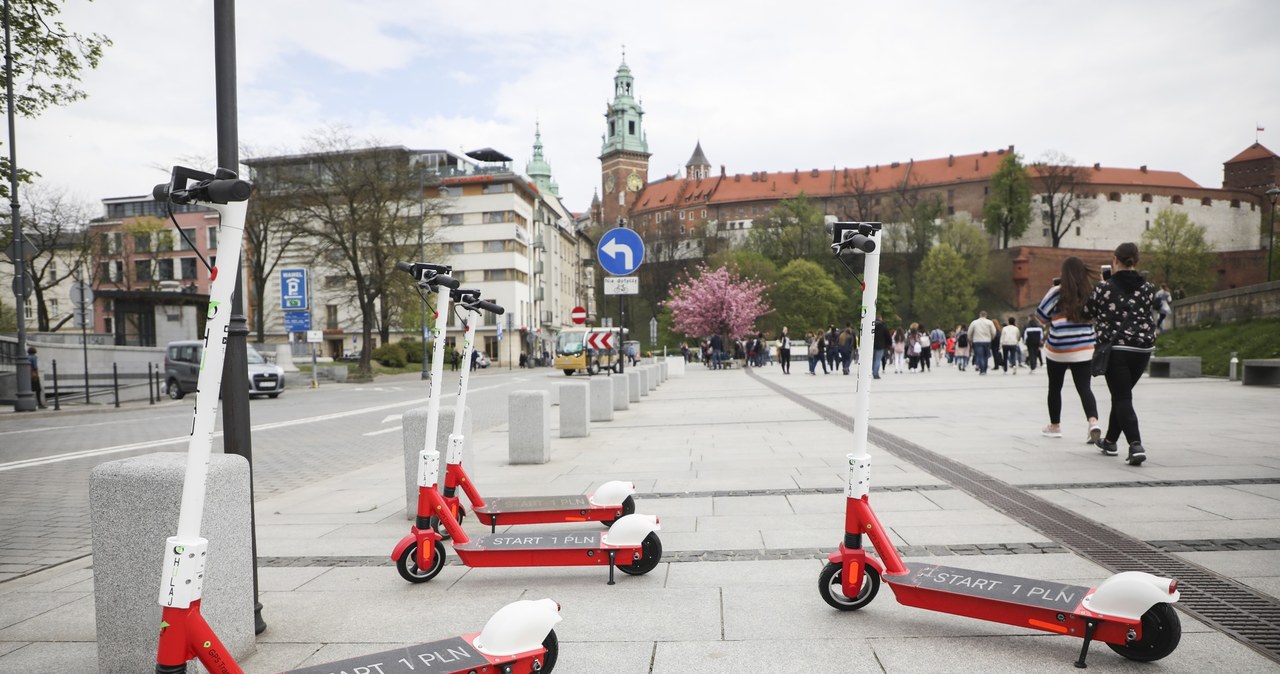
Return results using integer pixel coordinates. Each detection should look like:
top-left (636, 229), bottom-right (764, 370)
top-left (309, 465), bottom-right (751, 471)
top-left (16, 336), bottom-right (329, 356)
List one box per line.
top-left (391, 263), bottom-right (662, 585)
top-left (817, 222), bottom-right (1181, 668)
top-left (152, 168), bottom-right (560, 674)
top-left (430, 284), bottom-right (635, 539)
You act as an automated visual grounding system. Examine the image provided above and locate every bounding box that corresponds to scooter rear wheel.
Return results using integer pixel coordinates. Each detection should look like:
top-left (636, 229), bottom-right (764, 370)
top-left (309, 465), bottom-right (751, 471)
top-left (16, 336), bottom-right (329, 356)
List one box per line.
top-left (819, 561), bottom-right (880, 611)
top-left (428, 506), bottom-right (466, 541)
top-left (396, 540), bottom-right (447, 583)
top-left (617, 532), bottom-right (662, 576)
top-left (600, 496), bottom-right (636, 527)
top-left (1107, 602), bottom-right (1181, 662)
top-left (538, 629), bottom-right (559, 673)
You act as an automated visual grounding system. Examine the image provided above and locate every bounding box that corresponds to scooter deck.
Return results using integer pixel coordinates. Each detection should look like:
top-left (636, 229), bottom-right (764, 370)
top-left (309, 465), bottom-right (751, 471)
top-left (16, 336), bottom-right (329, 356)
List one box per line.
top-left (284, 632), bottom-right (498, 674)
top-left (473, 494), bottom-right (592, 514)
top-left (885, 561), bottom-right (1092, 612)
top-left (455, 529), bottom-right (608, 552)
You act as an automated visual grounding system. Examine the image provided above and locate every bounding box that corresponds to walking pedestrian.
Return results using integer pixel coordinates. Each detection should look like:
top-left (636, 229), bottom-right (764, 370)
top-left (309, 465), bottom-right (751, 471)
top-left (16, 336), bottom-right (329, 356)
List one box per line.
top-left (929, 326), bottom-right (946, 366)
top-left (1154, 284), bottom-right (1172, 333)
top-left (905, 323), bottom-right (922, 372)
top-left (917, 328), bottom-right (932, 372)
top-left (838, 324), bottom-right (855, 375)
top-left (1000, 317), bottom-right (1021, 375)
top-left (1035, 256), bottom-right (1101, 442)
top-left (1024, 318), bottom-right (1043, 373)
top-left (891, 328), bottom-right (906, 373)
top-left (824, 325), bottom-right (840, 373)
top-left (966, 311), bottom-right (997, 375)
top-left (953, 325), bottom-right (970, 371)
top-left (1088, 242), bottom-right (1158, 466)
top-left (806, 332), bottom-right (827, 375)
top-left (27, 346), bottom-right (47, 408)
top-left (872, 315), bottom-right (889, 379)
top-left (778, 327), bottom-right (792, 374)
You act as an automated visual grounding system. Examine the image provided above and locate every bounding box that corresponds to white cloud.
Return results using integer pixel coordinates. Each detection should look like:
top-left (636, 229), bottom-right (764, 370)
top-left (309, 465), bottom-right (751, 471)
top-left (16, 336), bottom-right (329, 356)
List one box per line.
top-left (12, 0), bottom-right (1280, 214)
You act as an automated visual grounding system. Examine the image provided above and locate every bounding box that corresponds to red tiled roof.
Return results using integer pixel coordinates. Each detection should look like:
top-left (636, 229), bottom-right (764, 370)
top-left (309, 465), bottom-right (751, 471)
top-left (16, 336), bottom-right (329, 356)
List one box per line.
top-left (1052, 165), bottom-right (1199, 189)
top-left (631, 147), bottom-right (1017, 213)
top-left (1225, 142), bottom-right (1278, 164)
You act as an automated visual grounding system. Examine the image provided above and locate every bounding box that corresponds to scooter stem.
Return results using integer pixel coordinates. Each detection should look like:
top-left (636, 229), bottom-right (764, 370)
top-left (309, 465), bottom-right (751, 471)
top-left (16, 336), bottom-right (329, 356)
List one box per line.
top-left (850, 229), bottom-right (880, 459)
top-left (422, 288), bottom-right (452, 460)
top-left (452, 313), bottom-right (478, 442)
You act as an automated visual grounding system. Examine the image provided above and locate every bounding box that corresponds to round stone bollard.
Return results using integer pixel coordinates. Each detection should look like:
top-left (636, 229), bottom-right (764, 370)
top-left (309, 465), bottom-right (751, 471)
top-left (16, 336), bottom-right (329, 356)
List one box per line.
top-left (89, 452), bottom-right (255, 673)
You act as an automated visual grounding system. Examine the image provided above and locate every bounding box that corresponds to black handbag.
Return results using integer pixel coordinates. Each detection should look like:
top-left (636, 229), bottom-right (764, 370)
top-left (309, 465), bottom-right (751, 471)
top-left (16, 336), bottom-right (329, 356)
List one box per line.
top-left (1090, 342), bottom-right (1112, 377)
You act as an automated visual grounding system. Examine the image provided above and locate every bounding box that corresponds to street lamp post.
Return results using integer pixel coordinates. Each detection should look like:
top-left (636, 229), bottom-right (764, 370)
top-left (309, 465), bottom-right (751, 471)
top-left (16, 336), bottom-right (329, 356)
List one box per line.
top-left (1267, 187), bottom-right (1279, 283)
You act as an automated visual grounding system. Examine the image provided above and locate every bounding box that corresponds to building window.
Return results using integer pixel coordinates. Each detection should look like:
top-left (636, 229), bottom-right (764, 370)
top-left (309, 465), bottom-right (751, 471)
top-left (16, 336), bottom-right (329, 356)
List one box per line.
top-left (442, 213), bottom-right (464, 226)
top-left (24, 299), bottom-right (34, 319)
top-left (947, 206), bottom-right (956, 216)
top-left (208, 227), bottom-right (219, 250)
top-left (483, 269), bottom-right (528, 283)
top-left (701, 209), bottom-right (706, 218)
top-left (1171, 195), bottom-right (1183, 205)
top-left (1146, 221), bottom-right (1150, 230)
top-left (451, 270), bottom-right (465, 283)
top-left (1141, 194), bottom-right (1152, 203)
top-left (49, 298), bottom-right (59, 318)
top-left (134, 233), bottom-right (152, 252)
top-left (1042, 228), bottom-right (1050, 237)
top-left (325, 304), bottom-right (339, 330)
top-left (1230, 199), bottom-right (1241, 208)
top-left (108, 232), bottom-right (123, 253)
top-left (156, 231), bottom-right (174, 252)
top-left (1201, 197), bottom-right (1212, 206)
top-left (440, 186), bottom-right (462, 197)
top-left (483, 183), bottom-right (511, 194)
top-left (628, 120), bottom-right (635, 135)
top-left (447, 241), bottom-right (465, 254)
top-left (609, 121), bottom-right (615, 137)
top-left (177, 228), bottom-right (197, 251)
top-left (679, 211), bottom-right (685, 220)
top-left (181, 257), bottom-right (197, 280)
top-left (324, 275), bottom-right (344, 289)
top-left (135, 260), bottom-right (153, 282)
top-left (1108, 192), bottom-right (1121, 202)
top-left (1075, 226), bottom-right (1081, 236)
top-left (156, 259), bottom-right (175, 281)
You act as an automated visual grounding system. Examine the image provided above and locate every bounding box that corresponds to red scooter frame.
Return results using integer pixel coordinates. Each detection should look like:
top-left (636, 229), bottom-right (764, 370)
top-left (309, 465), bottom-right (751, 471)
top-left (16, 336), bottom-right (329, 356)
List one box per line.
top-left (817, 222), bottom-right (1181, 668)
top-left (434, 294), bottom-right (635, 536)
top-left (151, 173), bottom-right (561, 674)
top-left (390, 265), bottom-right (661, 585)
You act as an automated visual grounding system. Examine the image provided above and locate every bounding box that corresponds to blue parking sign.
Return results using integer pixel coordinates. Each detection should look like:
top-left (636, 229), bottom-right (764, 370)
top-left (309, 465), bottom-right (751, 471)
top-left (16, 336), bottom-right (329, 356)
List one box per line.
top-left (281, 269), bottom-right (308, 310)
top-left (284, 311), bottom-right (311, 332)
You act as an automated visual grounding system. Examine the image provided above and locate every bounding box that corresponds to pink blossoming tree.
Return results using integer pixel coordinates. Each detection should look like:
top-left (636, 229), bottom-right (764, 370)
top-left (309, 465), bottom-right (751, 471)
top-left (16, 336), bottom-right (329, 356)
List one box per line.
top-left (664, 264), bottom-right (772, 338)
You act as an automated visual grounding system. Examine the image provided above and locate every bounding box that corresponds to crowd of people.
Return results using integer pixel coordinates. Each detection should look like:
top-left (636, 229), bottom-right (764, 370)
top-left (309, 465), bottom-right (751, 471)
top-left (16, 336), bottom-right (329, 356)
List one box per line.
top-left (681, 243), bottom-right (1162, 470)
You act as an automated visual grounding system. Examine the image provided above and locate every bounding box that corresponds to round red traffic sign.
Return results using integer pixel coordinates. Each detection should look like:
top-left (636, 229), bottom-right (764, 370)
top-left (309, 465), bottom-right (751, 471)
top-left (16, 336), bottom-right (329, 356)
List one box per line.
top-left (571, 306), bottom-right (587, 324)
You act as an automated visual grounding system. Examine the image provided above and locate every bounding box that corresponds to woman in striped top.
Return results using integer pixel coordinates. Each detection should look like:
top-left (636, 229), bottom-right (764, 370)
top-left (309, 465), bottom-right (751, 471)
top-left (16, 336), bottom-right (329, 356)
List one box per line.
top-left (1035, 256), bottom-right (1101, 442)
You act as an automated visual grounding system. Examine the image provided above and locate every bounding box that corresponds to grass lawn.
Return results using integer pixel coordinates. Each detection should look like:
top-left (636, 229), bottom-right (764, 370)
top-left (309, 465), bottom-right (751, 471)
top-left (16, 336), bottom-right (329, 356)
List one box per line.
top-left (1155, 318), bottom-right (1280, 377)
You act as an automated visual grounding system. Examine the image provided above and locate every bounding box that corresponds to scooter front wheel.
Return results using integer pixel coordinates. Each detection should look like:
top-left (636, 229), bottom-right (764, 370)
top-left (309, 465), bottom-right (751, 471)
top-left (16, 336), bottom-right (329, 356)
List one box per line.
top-left (600, 496), bottom-right (636, 527)
top-left (819, 561), bottom-right (880, 611)
top-left (617, 532), bottom-right (663, 576)
top-left (1107, 602), bottom-right (1181, 662)
top-left (538, 629), bottom-right (559, 673)
top-left (396, 540), bottom-right (446, 583)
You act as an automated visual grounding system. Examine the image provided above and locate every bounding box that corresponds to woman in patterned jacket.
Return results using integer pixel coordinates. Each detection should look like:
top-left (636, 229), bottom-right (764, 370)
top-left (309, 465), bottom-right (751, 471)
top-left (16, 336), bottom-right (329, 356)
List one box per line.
top-left (1087, 242), bottom-right (1158, 466)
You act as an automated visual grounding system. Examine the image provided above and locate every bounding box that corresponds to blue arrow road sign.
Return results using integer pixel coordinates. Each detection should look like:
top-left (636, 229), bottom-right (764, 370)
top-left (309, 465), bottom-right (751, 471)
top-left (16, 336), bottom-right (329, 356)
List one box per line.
top-left (597, 227), bottom-right (645, 276)
top-left (280, 268), bottom-right (308, 310)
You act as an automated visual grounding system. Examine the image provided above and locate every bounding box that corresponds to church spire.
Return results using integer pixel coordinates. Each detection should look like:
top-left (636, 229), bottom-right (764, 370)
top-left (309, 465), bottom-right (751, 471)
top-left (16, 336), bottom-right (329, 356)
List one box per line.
top-left (525, 121), bottom-right (559, 197)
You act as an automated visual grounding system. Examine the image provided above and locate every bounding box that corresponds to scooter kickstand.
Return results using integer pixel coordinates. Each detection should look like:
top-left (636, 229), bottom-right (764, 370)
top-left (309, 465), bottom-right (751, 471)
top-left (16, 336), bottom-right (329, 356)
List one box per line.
top-left (1074, 619), bottom-right (1098, 668)
top-left (607, 550), bottom-right (617, 585)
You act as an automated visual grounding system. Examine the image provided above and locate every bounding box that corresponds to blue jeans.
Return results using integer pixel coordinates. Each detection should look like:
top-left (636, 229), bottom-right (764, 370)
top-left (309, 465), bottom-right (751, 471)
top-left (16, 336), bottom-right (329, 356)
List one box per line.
top-left (872, 349), bottom-right (885, 377)
top-left (973, 342), bottom-right (991, 373)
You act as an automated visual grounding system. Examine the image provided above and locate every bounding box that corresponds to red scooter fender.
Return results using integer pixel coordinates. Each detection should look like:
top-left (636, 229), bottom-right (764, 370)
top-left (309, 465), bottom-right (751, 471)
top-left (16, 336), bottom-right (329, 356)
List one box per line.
top-left (827, 547), bottom-right (886, 576)
top-left (391, 532), bottom-right (416, 563)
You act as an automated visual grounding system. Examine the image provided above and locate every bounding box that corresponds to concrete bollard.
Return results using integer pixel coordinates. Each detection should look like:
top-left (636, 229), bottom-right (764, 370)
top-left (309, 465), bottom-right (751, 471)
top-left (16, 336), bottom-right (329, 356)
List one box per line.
top-left (275, 343), bottom-right (300, 372)
top-left (638, 368), bottom-right (650, 396)
top-left (403, 405), bottom-right (472, 519)
top-left (665, 355), bottom-right (686, 377)
top-left (548, 382), bottom-right (560, 406)
top-left (611, 374), bottom-right (630, 411)
top-left (627, 371), bottom-right (642, 403)
top-left (89, 453), bottom-right (255, 673)
top-left (509, 390), bottom-right (551, 464)
top-left (559, 382), bottom-right (590, 438)
top-left (589, 376), bottom-right (614, 421)
top-left (646, 366), bottom-right (658, 391)
top-left (659, 361), bottom-right (668, 382)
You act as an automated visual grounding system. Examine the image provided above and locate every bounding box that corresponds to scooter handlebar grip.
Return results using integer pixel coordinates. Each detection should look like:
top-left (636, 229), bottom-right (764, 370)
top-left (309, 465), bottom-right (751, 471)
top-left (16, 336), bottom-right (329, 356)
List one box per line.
top-left (395, 261), bottom-right (414, 273)
top-left (204, 178), bottom-right (252, 204)
top-left (435, 274), bottom-right (461, 290)
top-left (477, 300), bottom-right (504, 315)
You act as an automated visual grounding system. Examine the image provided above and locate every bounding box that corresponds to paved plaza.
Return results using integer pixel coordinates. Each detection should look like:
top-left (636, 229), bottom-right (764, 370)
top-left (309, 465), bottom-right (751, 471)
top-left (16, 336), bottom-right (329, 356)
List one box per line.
top-left (1, 358), bottom-right (1278, 672)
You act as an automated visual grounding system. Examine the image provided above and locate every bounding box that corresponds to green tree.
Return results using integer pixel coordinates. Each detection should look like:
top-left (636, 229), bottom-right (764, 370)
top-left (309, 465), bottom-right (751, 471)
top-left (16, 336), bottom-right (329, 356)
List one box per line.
top-left (914, 244), bottom-right (979, 330)
top-left (938, 218), bottom-right (991, 286)
top-left (1141, 208), bottom-right (1215, 296)
top-left (769, 258), bottom-right (846, 335)
top-left (708, 249), bottom-right (778, 286)
top-left (745, 193), bottom-right (828, 263)
top-left (883, 192), bottom-right (945, 315)
top-left (982, 153), bottom-right (1032, 249)
top-left (1, 0), bottom-right (110, 198)
top-left (10, 183), bottom-right (93, 331)
top-left (852, 272), bottom-right (898, 325)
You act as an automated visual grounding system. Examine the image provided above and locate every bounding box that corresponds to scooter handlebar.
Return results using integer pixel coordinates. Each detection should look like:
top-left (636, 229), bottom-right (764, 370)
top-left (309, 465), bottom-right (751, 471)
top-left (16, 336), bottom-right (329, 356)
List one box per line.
top-left (153, 170), bottom-right (252, 205)
top-left (476, 300), bottom-right (504, 315)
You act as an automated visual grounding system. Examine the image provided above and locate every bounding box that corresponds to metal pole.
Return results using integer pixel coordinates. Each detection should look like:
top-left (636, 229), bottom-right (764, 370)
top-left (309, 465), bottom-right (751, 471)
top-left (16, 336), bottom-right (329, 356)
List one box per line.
top-left (80, 289), bottom-right (90, 404)
top-left (213, 0), bottom-right (265, 635)
top-left (1267, 189), bottom-right (1278, 283)
top-left (111, 362), bottom-right (119, 408)
top-left (147, 362), bottom-right (154, 404)
top-left (51, 359), bottom-right (59, 410)
top-left (4, 0), bottom-right (37, 412)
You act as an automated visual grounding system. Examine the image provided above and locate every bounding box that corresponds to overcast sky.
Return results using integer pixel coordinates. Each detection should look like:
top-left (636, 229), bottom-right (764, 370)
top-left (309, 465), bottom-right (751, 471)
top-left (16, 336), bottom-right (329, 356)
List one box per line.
top-left (16, 0), bottom-right (1280, 215)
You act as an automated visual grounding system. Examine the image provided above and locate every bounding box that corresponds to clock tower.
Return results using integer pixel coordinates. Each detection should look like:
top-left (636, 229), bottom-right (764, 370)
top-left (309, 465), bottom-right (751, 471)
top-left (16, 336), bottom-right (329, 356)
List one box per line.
top-left (599, 51), bottom-right (650, 228)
